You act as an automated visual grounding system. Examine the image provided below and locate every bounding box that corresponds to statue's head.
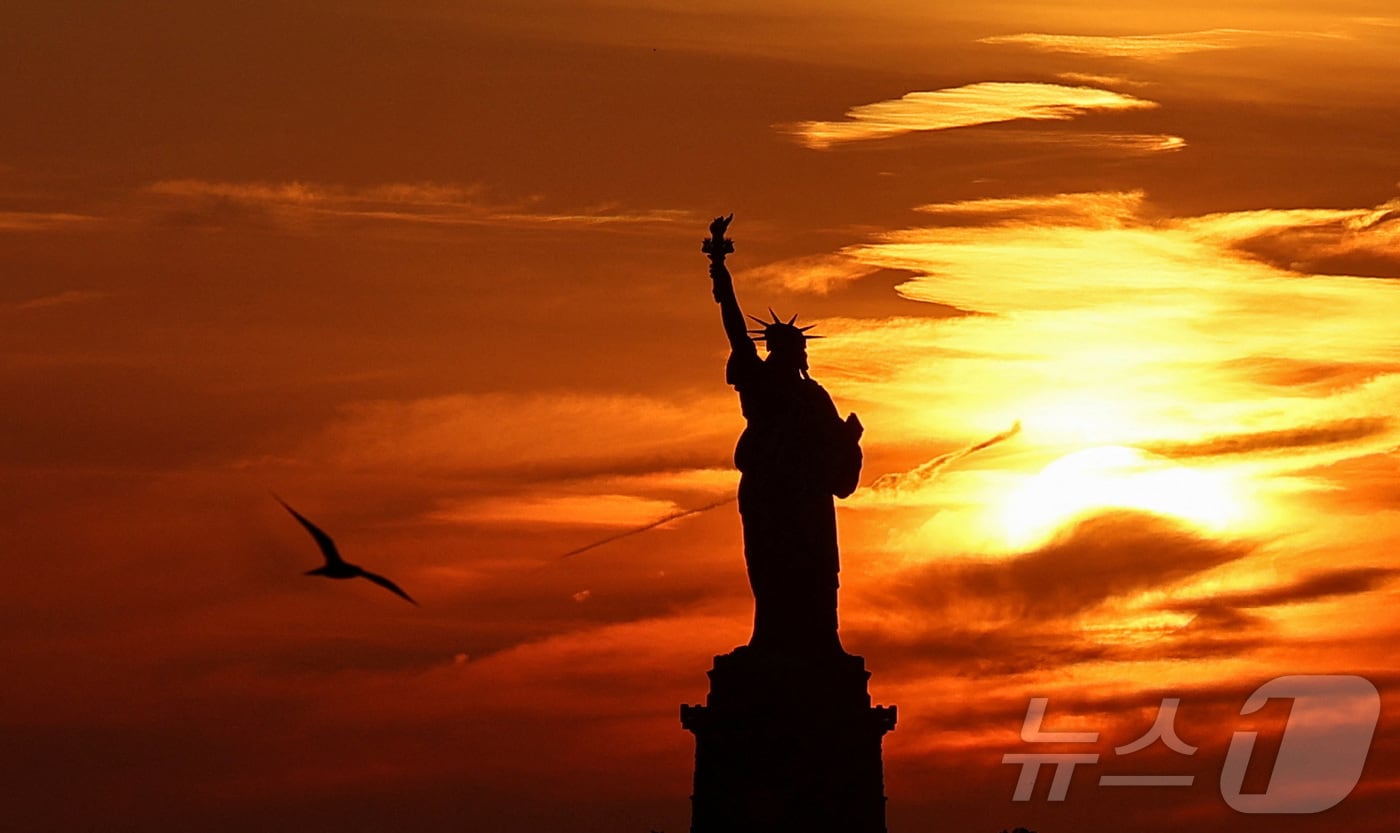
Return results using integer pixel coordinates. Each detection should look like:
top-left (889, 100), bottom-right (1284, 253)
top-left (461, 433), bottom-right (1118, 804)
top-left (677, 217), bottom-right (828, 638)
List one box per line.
top-left (749, 309), bottom-right (821, 374)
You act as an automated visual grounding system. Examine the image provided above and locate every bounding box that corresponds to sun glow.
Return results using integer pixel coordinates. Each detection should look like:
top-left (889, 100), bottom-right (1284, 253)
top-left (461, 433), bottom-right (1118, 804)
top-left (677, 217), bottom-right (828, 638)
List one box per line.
top-left (1001, 446), bottom-right (1246, 550)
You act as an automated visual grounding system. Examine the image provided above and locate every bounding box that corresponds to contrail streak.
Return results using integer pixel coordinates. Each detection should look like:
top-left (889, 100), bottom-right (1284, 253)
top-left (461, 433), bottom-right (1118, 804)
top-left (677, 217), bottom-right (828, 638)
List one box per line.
top-left (559, 495), bottom-right (737, 559)
top-left (871, 420), bottom-right (1021, 492)
top-left (559, 421), bottom-right (1020, 559)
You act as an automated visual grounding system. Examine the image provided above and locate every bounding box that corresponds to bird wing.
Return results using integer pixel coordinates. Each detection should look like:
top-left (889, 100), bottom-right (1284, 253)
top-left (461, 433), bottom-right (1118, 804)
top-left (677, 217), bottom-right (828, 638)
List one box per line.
top-left (359, 569), bottom-right (419, 606)
top-left (274, 496), bottom-right (345, 566)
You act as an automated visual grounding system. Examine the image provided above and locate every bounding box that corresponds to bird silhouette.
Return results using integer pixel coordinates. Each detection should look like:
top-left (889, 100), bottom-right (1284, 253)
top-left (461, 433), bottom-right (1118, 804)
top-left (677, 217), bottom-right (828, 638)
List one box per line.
top-left (275, 496), bottom-right (418, 605)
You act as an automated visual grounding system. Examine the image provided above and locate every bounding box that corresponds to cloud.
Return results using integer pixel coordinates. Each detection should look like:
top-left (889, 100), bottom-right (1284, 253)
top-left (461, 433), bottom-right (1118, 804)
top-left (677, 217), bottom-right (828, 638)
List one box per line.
top-left (781, 83), bottom-right (1158, 149)
top-left (801, 192), bottom-right (1400, 572)
top-left (0, 289), bottom-right (110, 313)
top-left (1214, 357), bottom-right (1399, 393)
top-left (739, 254), bottom-right (882, 294)
top-left (843, 512), bottom-right (1260, 677)
top-left (421, 466), bottom-right (742, 560)
top-left (980, 29), bottom-right (1343, 60)
top-left (1144, 418), bottom-right (1392, 459)
top-left (143, 179), bottom-right (691, 231)
top-left (900, 511), bottom-right (1255, 621)
top-left (1213, 199), bottom-right (1400, 279)
top-left (1020, 131), bottom-right (1185, 154)
top-left (836, 194), bottom-right (1400, 419)
top-left (0, 211), bottom-right (97, 232)
top-left (894, 127), bottom-right (1185, 156)
top-left (913, 189), bottom-right (1147, 226)
top-left (292, 391), bottom-right (737, 482)
top-left (854, 612), bottom-right (1271, 679)
top-left (595, 467), bottom-right (738, 495)
top-left (429, 493), bottom-right (682, 527)
top-left (414, 464), bottom-right (741, 560)
top-left (1055, 71), bottom-right (1150, 88)
top-left (1168, 566), bottom-right (1399, 614)
top-left (1285, 451), bottom-right (1400, 514)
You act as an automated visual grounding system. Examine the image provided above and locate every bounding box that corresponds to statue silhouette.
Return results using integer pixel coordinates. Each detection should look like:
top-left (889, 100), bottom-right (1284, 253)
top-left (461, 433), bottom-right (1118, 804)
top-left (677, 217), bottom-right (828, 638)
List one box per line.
top-left (705, 215), bottom-right (863, 655)
top-left (685, 217), bottom-right (896, 833)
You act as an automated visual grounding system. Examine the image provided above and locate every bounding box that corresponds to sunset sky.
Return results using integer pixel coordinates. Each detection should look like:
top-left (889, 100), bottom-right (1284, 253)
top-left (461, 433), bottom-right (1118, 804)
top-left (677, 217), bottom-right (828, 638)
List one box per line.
top-left (5, 2), bottom-right (1400, 831)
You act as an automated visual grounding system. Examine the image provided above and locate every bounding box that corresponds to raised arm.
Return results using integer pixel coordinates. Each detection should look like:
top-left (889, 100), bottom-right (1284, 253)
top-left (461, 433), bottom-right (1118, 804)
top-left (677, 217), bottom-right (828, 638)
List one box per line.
top-left (703, 214), bottom-right (755, 354)
top-left (710, 260), bottom-right (755, 353)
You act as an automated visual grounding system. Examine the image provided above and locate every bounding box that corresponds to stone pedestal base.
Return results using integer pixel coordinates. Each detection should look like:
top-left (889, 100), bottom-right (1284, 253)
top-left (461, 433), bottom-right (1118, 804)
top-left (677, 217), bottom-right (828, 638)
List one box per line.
top-left (681, 646), bottom-right (897, 833)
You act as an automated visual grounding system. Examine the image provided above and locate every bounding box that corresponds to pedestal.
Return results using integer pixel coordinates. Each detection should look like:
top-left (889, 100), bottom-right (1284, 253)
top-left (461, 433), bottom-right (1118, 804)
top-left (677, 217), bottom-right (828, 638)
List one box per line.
top-left (681, 646), bottom-right (897, 833)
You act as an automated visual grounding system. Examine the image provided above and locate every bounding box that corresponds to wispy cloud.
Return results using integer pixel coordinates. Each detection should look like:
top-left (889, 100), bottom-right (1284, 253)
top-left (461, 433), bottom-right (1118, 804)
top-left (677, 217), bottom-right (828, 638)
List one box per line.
top-left (1143, 418), bottom-right (1392, 459)
top-left (1167, 566), bottom-right (1399, 615)
top-left (294, 391), bottom-right (735, 481)
top-left (781, 83), bottom-right (1158, 149)
top-left (913, 189), bottom-right (1148, 226)
top-left (0, 290), bottom-right (110, 313)
top-left (980, 29), bottom-right (1344, 60)
top-left (809, 191), bottom-right (1400, 563)
top-left (875, 511), bottom-right (1256, 628)
top-left (739, 253), bottom-right (882, 294)
top-left (144, 179), bottom-right (691, 231)
top-left (429, 494), bottom-right (682, 528)
top-left (1055, 71), bottom-right (1149, 88)
top-left (1210, 199), bottom-right (1400, 279)
top-left (0, 211), bottom-right (98, 232)
top-left (1037, 132), bottom-right (1184, 153)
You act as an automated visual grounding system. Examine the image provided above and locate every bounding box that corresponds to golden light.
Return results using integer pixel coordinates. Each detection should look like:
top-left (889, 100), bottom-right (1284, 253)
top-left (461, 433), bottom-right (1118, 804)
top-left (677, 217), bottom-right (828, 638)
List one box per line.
top-left (1000, 445), bottom-right (1246, 550)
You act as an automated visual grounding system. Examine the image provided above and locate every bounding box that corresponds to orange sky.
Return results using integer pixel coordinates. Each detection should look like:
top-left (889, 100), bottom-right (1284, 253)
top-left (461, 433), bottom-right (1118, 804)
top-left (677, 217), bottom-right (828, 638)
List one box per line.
top-left (5, 2), bottom-right (1400, 831)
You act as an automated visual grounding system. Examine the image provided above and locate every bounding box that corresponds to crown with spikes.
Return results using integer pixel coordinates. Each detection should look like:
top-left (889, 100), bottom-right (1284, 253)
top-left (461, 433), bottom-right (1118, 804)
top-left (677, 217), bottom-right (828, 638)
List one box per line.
top-left (746, 308), bottom-right (822, 347)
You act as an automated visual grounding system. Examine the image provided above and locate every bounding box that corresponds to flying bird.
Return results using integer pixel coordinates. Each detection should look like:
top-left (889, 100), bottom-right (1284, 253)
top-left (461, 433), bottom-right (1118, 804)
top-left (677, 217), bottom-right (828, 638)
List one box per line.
top-left (275, 496), bottom-right (418, 605)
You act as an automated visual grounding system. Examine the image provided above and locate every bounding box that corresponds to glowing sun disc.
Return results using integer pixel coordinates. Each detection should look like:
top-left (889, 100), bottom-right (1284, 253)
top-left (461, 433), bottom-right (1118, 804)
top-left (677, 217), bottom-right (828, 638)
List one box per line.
top-left (1001, 445), bottom-right (1242, 550)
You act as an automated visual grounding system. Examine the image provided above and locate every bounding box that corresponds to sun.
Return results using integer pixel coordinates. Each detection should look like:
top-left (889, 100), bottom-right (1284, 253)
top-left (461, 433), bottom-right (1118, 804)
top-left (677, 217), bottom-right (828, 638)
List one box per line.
top-left (1000, 445), bottom-right (1245, 550)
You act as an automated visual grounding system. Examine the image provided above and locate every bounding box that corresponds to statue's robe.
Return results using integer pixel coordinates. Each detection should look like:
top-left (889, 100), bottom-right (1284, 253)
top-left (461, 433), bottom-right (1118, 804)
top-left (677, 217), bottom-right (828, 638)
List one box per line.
top-left (727, 346), bottom-right (862, 654)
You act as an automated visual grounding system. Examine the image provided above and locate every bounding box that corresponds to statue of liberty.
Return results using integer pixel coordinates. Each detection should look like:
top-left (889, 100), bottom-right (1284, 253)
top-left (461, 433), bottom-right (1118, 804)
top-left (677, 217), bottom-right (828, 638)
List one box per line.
top-left (704, 215), bottom-right (864, 656)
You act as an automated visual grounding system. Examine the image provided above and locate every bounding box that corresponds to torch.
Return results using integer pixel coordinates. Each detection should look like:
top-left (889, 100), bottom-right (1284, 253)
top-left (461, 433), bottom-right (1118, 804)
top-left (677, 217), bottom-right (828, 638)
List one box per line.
top-left (702, 213), bottom-right (734, 265)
